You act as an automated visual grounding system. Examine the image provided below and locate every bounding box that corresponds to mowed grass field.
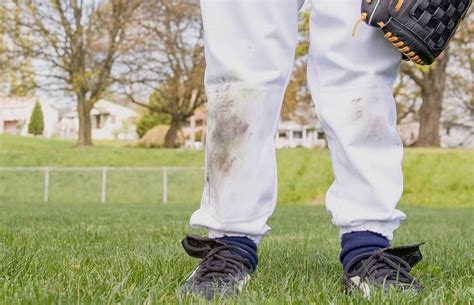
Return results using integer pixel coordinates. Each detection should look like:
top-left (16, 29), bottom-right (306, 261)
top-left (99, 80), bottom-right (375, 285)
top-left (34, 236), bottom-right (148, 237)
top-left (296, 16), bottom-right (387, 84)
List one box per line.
top-left (0, 134), bottom-right (473, 304)
top-left (1, 202), bottom-right (473, 304)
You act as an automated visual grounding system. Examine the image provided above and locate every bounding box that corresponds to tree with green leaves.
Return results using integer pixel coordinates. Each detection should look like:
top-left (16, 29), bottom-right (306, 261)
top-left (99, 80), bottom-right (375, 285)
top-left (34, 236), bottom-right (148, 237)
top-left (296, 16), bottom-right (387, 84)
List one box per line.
top-left (28, 101), bottom-right (44, 136)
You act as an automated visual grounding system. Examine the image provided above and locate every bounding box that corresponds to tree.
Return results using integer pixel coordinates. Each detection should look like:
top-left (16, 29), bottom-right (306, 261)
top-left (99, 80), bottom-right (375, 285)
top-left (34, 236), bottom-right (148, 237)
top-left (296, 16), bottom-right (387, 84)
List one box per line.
top-left (123, 1), bottom-right (205, 148)
top-left (0, 0), bottom-right (36, 96)
top-left (281, 9), bottom-right (313, 124)
top-left (9, 0), bottom-right (143, 146)
top-left (0, 4), bottom-right (8, 93)
top-left (441, 13), bottom-right (474, 146)
top-left (399, 10), bottom-right (473, 147)
top-left (28, 101), bottom-right (44, 136)
top-left (401, 52), bottom-right (450, 147)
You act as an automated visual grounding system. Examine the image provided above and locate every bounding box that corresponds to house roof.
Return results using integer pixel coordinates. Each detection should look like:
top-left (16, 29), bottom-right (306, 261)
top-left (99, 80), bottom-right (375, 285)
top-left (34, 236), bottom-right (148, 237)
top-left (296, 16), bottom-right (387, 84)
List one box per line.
top-left (0, 96), bottom-right (38, 108)
top-left (94, 100), bottom-right (137, 116)
top-left (278, 120), bottom-right (322, 131)
top-left (0, 96), bottom-right (59, 121)
top-left (0, 96), bottom-right (63, 110)
top-left (59, 99), bottom-right (138, 118)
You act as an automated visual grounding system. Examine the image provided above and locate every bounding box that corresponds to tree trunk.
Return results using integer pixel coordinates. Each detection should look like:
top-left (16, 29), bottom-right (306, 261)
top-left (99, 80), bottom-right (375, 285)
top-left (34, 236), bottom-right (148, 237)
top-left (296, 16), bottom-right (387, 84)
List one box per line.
top-left (417, 90), bottom-right (442, 146)
top-left (164, 117), bottom-right (181, 148)
top-left (416, 52), bottom-right (449, 147)
top-left (76, 98), bottom-right (93, 147)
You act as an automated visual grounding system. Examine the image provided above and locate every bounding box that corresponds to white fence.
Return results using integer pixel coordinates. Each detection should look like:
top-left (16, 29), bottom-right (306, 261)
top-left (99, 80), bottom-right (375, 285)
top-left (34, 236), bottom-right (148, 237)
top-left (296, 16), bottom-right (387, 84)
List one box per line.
top-left (0, 166), bottom-right (204, 204)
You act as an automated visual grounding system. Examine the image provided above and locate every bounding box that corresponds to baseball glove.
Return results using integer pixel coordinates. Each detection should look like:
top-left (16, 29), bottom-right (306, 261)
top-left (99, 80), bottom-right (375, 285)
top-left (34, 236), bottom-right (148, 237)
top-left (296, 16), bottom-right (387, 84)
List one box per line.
top-left (356, 0), bottom-right (472, 65)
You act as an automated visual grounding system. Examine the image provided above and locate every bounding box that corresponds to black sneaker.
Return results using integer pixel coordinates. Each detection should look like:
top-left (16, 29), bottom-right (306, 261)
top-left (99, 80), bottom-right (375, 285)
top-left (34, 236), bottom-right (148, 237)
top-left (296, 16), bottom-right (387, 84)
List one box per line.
top-left (180, 234), bottom-right (253, 300)
top-left (343, 243), bottom-right (424, 298)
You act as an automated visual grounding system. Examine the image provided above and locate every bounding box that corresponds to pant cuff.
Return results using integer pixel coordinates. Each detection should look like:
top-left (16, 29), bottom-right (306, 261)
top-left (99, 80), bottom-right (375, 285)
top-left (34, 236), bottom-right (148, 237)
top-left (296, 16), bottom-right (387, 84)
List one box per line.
top-left (208, 228), bottom-right (266, 245)
top-left (338, 220), bottom-right (401, 241)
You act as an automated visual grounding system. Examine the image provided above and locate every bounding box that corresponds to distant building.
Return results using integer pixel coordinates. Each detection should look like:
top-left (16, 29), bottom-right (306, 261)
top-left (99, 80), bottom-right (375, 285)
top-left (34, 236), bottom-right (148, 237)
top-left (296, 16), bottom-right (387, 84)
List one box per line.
top-left (276, 120), bottom-right (326, 149)
top-left (441, 121), bottom-right (474, 148)
top-left (182, 111), bottom-right (206, 149)
top-left (180, 110), bottom-right (327, 150)
top-left (398, 118), bottom-right (474, 148)
top-left (0, 97), bottom-right (138, 140)
top-left (58, 100), bottom-right (138, 140)
top-left (397, 120), bottom-right (419, 146)
top-left (0, 97), bottom-right (59, 137)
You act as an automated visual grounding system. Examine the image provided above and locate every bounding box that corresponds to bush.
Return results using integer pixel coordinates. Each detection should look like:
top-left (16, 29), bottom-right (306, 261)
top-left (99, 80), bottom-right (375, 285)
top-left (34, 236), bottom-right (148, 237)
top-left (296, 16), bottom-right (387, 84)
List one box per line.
top-left (138, 125), bottom-right (185, 148)
top-left (136, 112), bottom-right (171, 138)
top-left (195, 130), bottom-right (202, 142)
top-left (28, 101), bottom-right (44, 136)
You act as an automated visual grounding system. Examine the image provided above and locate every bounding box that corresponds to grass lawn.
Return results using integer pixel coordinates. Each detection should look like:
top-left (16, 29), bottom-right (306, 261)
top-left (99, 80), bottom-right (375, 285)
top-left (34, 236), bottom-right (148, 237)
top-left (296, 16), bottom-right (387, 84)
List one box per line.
top-left (1, 201), bottom-right (473, 304)
top-left (0, 135), bottom-right (473, 303)
top-left (1, 134), bottom-right (473, 207)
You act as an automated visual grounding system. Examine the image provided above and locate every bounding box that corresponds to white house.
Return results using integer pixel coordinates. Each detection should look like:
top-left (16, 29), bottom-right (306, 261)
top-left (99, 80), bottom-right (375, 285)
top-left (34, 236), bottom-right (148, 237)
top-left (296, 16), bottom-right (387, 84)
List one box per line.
top-left (398, 118), bottom-right (474, 147)
top-left (275, 120), bottom-right (326, 149)
top-left (0, 97), bottom-right (138, 140)
top-left (58, 100), bottom-right (138, 140)
top-left (441, 121), bottom-right (474, 148)
top-left (0, 97), bottom-right (59, 138)
top-left (397, 120), bottom-right (419, 146)
top-left (182, 111), bottom-right (206, 149)
top-left (179, 110), bottom-right (327, 150)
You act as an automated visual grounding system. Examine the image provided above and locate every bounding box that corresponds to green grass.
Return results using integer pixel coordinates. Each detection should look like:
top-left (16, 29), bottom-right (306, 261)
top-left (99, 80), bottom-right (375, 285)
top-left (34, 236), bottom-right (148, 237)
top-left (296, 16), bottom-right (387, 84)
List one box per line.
top-left (1, 201), bottom-right (473, 304)
top-left (0, 136), bottom-right (473, 304)
top-left (1, 134), bottom-right (473, 207)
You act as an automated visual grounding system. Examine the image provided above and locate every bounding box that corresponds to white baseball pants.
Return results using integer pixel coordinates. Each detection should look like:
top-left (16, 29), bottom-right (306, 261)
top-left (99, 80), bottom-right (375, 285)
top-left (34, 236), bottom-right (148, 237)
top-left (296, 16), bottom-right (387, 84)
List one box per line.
top-left (190, 0), bottom-right (407, 242)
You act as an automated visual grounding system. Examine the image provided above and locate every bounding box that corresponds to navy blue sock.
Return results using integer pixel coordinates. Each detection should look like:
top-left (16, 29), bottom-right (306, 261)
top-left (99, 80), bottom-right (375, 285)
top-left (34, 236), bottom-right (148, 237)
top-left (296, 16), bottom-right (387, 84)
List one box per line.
top-left (218, 236), bottom-right (258, 271)
top-left (340, 231), bottom-right (390, 270)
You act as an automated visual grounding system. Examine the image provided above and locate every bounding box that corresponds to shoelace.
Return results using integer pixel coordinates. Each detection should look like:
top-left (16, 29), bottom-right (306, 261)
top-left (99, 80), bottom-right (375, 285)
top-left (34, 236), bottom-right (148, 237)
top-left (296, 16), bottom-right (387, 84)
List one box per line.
top-left (346, 250), bottom-right (415, 286)
top-left (193, 244), bottom-right (250, 283)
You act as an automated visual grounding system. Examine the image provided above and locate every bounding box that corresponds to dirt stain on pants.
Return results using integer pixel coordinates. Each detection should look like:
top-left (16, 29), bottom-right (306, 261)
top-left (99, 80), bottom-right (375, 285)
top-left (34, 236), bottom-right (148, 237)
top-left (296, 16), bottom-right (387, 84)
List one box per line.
top-left (205, 83), bottom-right (254, 201)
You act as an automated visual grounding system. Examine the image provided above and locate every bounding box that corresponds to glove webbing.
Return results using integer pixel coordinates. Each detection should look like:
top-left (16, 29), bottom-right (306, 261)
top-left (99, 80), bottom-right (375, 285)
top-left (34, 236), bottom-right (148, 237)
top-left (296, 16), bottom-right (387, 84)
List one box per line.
top-left (355, 0), bottom-right (471, 65)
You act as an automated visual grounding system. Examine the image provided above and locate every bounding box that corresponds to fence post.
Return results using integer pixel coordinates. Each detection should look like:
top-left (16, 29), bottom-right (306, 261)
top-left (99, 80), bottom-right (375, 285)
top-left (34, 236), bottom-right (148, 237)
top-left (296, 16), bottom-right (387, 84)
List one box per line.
top-left (101, 167), bottom-right (107, 204)
top-left (44, 167), bottom-right (49, 203)
top-left (163, 167), bottom-right (168, 204)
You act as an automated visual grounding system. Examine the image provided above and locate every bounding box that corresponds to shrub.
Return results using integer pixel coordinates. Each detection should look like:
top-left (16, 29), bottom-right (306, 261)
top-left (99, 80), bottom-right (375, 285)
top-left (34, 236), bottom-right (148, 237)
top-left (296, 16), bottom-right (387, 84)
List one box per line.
top-left (28, 101), bottom-right (44, 136)
top-left (136, 112), bottom-right (171, 138)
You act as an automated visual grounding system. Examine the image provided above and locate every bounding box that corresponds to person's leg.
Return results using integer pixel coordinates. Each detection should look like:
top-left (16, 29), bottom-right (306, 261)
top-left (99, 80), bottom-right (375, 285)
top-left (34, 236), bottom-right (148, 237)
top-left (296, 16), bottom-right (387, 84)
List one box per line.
top-left (190, 0), bottom-right (302, 243)
top-left (183, 0), bottom-right (302, 299)
top-left (308, 0), bottom-right (404, 247)
top-left (308, 0), bottom-right (422, 295)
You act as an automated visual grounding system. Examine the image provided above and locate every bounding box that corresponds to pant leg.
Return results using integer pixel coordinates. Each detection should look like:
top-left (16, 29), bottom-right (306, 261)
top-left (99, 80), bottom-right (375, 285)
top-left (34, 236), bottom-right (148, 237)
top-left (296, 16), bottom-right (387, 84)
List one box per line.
top-left (308, 0), bottom-right (405, 240)
top-left (190, 0), bottom-right (301, 243)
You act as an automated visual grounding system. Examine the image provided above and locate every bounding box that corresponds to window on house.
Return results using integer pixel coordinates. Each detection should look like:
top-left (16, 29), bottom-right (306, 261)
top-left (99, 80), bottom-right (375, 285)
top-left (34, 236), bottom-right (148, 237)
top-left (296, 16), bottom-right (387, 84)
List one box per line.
top-left (111, 115), bottom-right (116, 124)
top-left (94, 115), bottom-right (101, 129)
top-left (317, 131), bottom-right (325, 139)
top-left (278, 131), bottom-right (287, 139)
top-left (293, 131), bottom-right (303, 139)
top-left (3, 120), bottom-right (20, 134)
